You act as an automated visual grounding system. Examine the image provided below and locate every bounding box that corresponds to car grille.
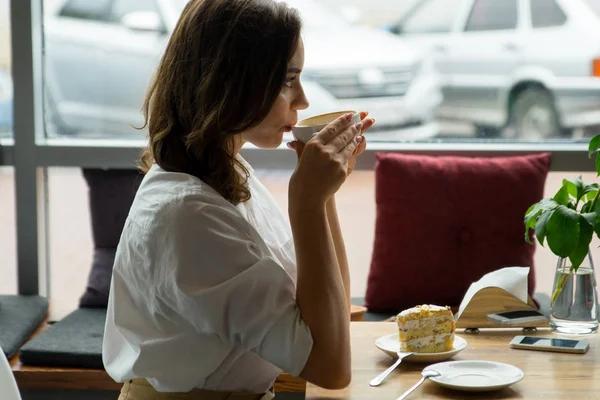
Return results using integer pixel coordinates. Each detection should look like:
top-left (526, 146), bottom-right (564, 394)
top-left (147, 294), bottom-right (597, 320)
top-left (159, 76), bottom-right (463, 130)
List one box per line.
top-left (306, 66), bottom-right (414, 99)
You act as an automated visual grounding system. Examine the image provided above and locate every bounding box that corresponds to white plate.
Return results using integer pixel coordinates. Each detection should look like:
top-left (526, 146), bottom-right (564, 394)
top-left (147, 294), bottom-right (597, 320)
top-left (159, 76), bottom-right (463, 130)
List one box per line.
top-left (375, 334), bottom-right (467, 363)
top-left (424, 361), bottom-right (524, 392)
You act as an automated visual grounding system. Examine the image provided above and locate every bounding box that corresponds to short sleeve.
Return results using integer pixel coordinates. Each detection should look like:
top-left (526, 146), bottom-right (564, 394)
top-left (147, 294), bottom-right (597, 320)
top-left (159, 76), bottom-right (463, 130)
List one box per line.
top-left (157, 197), bottom-right (313, 376)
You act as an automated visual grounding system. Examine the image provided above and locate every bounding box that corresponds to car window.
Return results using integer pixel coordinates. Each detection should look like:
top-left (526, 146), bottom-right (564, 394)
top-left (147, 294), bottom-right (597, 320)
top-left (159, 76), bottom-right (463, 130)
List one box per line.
top-left (59, 0), bottom-right (113, 22)
top-left (110, 0), bottom-right (160, 23)
top-left (401, 0), bottom-right (462, 34)
top-left (531, 0), bottom-right (567, 28)
top-left (465, 0), bottom-right (518, 31)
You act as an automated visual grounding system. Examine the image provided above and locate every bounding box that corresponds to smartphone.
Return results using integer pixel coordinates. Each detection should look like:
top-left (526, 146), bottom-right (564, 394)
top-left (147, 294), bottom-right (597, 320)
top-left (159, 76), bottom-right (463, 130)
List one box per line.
top-left (487, 309), bottom-right (547, 325)
top-left (509, 336), bottom-right (589, 354)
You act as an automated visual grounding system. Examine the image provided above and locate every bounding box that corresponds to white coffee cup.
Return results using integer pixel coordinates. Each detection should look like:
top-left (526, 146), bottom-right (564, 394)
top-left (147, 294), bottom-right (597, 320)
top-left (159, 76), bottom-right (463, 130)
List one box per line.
top-left (291, 110), bottom-right (361, 143)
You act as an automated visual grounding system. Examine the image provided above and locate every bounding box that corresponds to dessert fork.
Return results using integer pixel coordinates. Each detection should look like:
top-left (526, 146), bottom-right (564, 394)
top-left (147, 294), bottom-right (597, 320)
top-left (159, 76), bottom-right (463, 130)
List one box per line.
top-left (396, 369), bottom-right (441, 399)
top-left (369, 351), bottom-right (413, 386)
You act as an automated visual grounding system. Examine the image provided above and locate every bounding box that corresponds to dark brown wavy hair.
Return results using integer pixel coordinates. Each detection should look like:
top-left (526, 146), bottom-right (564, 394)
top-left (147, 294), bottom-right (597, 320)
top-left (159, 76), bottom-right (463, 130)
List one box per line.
top-left (139, 0), bottom-right (302, 204)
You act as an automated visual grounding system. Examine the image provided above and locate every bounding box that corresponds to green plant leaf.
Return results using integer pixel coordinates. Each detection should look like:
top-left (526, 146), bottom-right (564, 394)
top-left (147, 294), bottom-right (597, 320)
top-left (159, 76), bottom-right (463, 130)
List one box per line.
top-left (582, 201), bottom-right (593, 213)
top-left (596, 156), bottom-right (600, 177)
top-left (553, 185), bottom-right (570, 206)
top-left (585, 190), bottom-right (599, 203)
top-left (534, 209), bottom-right (554, 246)
top-left (524, 198), bottom-right (559, 243)
top-left (546, 205), bottom-right (580, 258)
top-left (582, 212), bottom-right (596, 228)
top-left (594, 197), bottom-right (600, 215)
top-left (563, 177), bottom-right (584, 202)
top-left (569, 215), bottom-right (594, 271)
top-left (583, 183), bottom-right (599, 197)
top-left (588, 134), bottom-right (600, 158)
top-left (594, 213), bottom-right (600, 238)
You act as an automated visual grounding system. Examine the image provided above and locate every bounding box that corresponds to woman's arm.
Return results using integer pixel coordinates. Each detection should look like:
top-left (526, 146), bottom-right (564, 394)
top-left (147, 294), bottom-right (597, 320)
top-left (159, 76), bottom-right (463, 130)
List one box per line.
top-left (326, 196), bottom-right (351, 312)
top-left (290, 201), bottom-right (351, 390)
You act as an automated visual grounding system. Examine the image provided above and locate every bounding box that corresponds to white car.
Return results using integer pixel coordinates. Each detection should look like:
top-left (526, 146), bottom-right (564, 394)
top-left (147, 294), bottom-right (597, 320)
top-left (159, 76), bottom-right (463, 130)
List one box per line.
top-left (390, 0), bottom-right (600, 140)
top-left (43, 0), bottom-right (442, 141)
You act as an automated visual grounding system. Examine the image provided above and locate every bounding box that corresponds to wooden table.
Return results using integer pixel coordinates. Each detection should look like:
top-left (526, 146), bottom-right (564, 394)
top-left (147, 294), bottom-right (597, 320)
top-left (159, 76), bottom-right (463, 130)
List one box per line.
top-left (307, 322), bottom-right (600, 399)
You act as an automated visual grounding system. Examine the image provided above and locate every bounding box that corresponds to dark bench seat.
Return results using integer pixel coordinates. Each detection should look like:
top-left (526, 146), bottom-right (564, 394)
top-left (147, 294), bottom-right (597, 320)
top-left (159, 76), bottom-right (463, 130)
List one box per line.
top-left (0, 295), bottom-right (48, 359)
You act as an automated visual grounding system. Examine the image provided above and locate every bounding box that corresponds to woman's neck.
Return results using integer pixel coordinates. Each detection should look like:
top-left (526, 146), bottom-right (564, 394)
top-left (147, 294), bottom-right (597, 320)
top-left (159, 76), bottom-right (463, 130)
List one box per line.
top-left (232, 134), bottom-right (245, 155)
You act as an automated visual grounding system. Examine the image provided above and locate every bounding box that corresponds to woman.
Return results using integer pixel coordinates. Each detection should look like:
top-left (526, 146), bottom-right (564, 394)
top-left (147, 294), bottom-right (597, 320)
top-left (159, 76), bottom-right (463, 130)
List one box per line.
top-left (103, 0), bottom-right (374, 399)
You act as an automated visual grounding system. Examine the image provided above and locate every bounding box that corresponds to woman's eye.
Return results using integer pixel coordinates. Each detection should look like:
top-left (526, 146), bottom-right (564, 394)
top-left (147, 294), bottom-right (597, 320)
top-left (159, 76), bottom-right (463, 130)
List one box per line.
top-left (284, 76), bottom-right (296, 88)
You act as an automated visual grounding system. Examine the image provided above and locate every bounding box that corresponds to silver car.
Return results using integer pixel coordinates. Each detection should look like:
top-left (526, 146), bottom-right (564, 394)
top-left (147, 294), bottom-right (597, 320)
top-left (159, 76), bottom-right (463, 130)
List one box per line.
top-left (43, 0), bottom-right (441, 141)
top-left (390, 0), bottom-right (600, 140)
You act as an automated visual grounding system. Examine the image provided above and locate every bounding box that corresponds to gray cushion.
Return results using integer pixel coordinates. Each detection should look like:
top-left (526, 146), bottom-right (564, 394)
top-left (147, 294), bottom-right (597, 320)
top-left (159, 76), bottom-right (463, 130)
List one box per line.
top-left (0, 295), bottom-right (48, 359)
top-left (19, 308), bottom-right (106, 369)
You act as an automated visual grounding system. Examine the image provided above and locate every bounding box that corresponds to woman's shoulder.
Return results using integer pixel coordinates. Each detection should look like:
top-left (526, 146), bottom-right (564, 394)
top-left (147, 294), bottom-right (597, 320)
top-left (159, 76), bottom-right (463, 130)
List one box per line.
top-left (132, 164), bottom-right (245, 229)
top-left (142, 164), bottom-right (228, 203)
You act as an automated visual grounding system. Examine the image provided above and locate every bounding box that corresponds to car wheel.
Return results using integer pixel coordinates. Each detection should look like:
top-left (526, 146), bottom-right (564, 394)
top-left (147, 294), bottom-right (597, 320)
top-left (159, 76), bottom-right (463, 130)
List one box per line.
top-left (44, 88), bottom-right (76, 136)
top-left (511, 88), bottom-right (562, 140)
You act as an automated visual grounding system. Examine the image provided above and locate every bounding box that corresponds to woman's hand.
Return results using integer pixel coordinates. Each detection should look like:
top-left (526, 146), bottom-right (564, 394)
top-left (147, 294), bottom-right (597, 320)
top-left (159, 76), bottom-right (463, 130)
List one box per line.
top-left (288, 112), bottom-right (374, 176)
top-left (288, 112), bottom-right (374, 209)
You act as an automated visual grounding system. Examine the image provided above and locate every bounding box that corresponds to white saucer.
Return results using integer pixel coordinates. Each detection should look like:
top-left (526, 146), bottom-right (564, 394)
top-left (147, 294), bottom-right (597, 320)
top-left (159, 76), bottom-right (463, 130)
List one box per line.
top-left (375, 334), bottom-right (467, 363)
top-left (424, 360), bottom-right (524, 392)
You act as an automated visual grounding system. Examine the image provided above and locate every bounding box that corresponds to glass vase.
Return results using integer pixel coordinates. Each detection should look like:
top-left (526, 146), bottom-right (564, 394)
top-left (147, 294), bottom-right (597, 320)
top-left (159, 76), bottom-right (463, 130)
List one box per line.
top-left (550, 251), bottom-right (599, 335)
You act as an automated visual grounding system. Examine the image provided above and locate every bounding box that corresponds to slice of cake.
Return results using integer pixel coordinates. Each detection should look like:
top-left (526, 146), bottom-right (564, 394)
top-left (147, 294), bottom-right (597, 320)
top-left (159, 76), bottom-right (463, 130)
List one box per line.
top-left (396, 304), bottom-right (456, 353)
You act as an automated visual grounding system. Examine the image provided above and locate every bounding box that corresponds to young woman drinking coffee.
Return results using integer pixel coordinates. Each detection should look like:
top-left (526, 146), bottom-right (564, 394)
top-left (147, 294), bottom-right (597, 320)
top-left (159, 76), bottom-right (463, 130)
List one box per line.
top-left (103, 0), bottom-right (374, 399)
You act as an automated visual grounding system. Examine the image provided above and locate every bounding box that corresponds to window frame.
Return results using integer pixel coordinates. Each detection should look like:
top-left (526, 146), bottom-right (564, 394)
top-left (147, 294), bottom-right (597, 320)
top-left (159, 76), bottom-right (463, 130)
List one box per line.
top-left (529, 0), bottom-right (568, 29)
top-left (3, 0), bottom-right (594, 297)
top-left (464, 0), bottom-right (520, 32)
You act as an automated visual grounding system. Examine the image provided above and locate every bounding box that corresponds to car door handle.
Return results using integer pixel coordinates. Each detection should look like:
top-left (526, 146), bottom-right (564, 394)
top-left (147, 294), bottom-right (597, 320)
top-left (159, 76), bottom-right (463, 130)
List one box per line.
top-left (434, 44), bottom-right (448, 53)
top-left (504, 42), bottom-right (519, 51)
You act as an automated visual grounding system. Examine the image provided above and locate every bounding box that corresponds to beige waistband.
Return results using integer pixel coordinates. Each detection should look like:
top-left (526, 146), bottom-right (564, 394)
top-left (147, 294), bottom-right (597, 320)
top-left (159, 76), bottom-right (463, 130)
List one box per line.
top-left (118, 379), bottom-right (275, 400)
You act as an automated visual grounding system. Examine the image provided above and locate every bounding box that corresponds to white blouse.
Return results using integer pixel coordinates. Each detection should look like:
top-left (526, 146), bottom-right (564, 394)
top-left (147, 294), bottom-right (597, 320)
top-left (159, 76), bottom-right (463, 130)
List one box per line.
top-left (103, 159), bottom-right (313, 393)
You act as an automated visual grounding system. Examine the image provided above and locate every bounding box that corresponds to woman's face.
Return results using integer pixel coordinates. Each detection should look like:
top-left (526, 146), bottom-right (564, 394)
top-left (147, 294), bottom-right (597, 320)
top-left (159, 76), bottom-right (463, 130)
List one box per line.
top-left (240, 38), bottom-right (309, 149)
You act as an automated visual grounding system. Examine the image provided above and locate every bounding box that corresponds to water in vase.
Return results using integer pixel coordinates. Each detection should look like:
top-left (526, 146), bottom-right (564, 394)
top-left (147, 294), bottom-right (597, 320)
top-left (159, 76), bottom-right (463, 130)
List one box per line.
top-left (551, 265), bottom-right (599, 335)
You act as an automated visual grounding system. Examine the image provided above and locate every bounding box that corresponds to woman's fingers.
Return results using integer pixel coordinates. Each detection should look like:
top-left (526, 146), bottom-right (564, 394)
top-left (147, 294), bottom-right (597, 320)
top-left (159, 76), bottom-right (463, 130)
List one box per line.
top-left (315, 113), bottom-right (355, 145)
top-left (360, 117), bottom-right (375, 134)
top-left (339, 134), bottom-right (362, 159)
top-left (329, 121), bottom-right (363, 152)
top-left (287, 140), bottom-right (306, 160)
top-left (354, 135), bottom-right (367, 156)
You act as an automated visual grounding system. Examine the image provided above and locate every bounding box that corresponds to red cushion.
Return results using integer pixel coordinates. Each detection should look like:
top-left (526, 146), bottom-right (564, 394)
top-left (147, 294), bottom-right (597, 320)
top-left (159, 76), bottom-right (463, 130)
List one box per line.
top-left (365, 152), bottom-right (552, 313)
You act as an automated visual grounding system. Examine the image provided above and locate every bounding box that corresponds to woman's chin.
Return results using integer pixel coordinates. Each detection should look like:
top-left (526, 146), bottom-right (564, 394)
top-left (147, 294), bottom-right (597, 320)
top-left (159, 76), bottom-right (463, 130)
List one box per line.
top-left (252, 134), bottom-right (284, 149)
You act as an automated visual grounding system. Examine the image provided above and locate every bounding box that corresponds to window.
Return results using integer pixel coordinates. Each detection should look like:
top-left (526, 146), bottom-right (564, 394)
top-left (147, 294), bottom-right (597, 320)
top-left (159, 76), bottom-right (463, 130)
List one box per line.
top-left (110, 0), bottom-right (160, 24)
top-left (0, 0), bottom-right (11, 139)
top-left (400, 0), bottom-right (462, 34)
top-left (0, 167), bottom-right (17, 295)
top-left (465, 0), bottom-right (518, 31)
top-left (531, 0), bottom-right (567, 28)
top-left (59, 0), bottom-right (112, 22)
top-left (6, 0), bottom-right (599, 312)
